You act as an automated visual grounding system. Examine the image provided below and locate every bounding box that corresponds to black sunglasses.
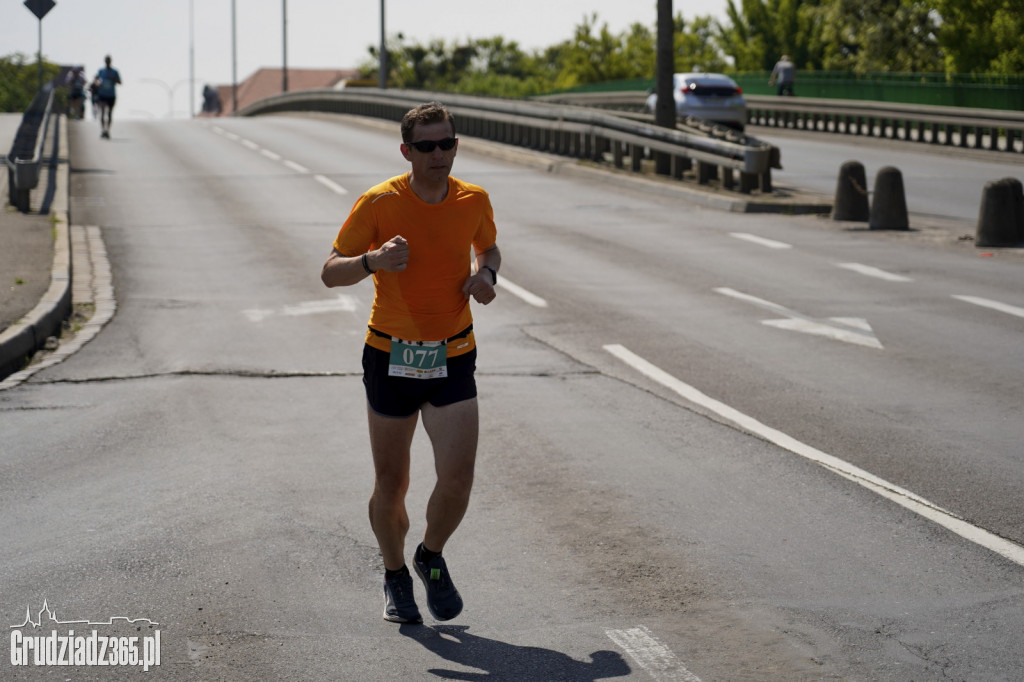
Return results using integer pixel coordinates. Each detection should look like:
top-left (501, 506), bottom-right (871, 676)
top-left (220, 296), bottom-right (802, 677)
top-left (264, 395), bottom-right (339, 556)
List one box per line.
top-left (406, 137), bottom-right (458, 153)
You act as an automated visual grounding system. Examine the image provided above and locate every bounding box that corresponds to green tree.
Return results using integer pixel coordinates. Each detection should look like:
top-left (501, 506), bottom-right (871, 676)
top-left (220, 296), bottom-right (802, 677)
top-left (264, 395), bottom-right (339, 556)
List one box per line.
top-left (718, 0), bottom-right (816, 70)
top-left (0, 53), bottom-right (61, 112)
top-left (676, 15), bottom-right (731, 73)
top-left (548, 13), bottom-right (645, 90)
top-left (934, 0), bottom-right (1024, 74)
top-left (812, 0), bottom-right (941, 72)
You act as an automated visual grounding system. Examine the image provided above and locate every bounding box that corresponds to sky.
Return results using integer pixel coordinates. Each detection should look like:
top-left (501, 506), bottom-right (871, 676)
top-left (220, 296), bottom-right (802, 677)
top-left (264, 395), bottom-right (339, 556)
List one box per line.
top-left (3, 0), bottom-right (727, 120)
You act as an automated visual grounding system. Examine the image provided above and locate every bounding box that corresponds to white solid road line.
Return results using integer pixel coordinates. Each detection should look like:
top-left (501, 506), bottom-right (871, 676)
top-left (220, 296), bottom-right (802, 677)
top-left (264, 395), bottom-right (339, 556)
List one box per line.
top-left (313, 174), bottom-right (349, 195)
top-left (730, 232), bottom-right (792, 249)
top-left (835, 262), bottom-right (913, 282)
top-left (603, 343), bottom-right (1024, 569)
top-left (606, 626), bottom-right (702, 682)
top-left (952, 295), bottom-right (1024, 319)
top-left (497, 278), bottom-right (548, 308)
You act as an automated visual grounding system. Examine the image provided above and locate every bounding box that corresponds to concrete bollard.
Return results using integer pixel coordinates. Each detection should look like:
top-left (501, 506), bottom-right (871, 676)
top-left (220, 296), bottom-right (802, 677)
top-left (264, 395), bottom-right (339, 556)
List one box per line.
top-left (976, 177), bottom-right (1024, 247)
top-left (869, 166), bottom-right (909, 230)
top-left (832, 160), bottom-right (869, 221)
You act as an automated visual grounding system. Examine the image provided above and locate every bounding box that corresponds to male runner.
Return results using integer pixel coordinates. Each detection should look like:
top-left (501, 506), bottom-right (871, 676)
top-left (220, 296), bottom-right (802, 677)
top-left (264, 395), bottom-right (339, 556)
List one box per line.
top-left (321, 101), bottom-right (501, 623)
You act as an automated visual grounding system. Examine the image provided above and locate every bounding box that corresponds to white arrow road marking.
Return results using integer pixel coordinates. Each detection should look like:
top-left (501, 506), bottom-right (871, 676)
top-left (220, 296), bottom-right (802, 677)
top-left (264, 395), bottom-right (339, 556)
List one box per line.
top-left (715, 287), bottom-right (883, 349)
top-left (606, 626), bottom-right (701, 682)
top-left (603, 344), bottom-right (1024, 569)
top-left (243, 294), bottom-right (358, 322)
top-left (281, 296), bottom-right (358, 316)
top-left (953, 295), bottom-right (1024, 319)
top-left (730, 232), bottom-right (792, 249)
top-left (835, 262), bottom-right (913, 282)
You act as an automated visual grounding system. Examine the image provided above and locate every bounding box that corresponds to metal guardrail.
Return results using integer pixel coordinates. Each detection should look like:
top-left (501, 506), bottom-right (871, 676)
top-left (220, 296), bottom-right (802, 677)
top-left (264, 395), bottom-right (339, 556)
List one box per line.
top-left (535, 90), bottom-right (1024, 154)
top-left (238, 88), bottom-right (780, 194)
top-left (744, 95), bottom-right (1024, 153)
top-left (4, 83), bottom-right (56, 212)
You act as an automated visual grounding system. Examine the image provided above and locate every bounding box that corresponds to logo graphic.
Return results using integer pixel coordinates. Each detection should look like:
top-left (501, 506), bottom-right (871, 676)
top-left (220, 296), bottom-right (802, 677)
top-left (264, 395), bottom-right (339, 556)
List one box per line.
top-left (10, 600), bottom-right (160, 671)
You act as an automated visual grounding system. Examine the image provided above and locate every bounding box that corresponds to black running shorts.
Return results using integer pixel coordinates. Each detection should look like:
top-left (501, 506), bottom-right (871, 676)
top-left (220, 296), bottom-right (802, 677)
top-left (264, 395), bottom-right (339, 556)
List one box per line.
top-left (362, 345), bottom-right (477, 418)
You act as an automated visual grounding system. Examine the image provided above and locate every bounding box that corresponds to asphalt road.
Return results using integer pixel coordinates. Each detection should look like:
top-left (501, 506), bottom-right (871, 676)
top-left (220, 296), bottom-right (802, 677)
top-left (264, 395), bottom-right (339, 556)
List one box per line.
top-left (1, 113), bottom-right (1022, 680)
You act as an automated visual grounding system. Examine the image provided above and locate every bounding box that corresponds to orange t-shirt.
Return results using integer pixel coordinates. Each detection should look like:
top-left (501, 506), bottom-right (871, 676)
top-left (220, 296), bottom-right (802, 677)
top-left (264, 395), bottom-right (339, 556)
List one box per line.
top-left (333, 173), bottom-right (497, 355)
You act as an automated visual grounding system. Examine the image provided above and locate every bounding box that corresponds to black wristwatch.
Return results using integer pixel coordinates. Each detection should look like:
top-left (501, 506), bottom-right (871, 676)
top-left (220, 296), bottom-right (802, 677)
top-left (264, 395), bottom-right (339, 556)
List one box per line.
top-left (481, 265), bottom-right (497, 285)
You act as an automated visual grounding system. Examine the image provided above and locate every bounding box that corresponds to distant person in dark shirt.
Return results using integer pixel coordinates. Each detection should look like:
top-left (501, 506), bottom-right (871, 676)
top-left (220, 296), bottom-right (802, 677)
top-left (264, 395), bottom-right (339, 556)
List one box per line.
top-left (769, 55), bottom-right (796, 96)
top-left (66, 67), bottom-right (86, 119)
top-left (94, 55), bottom-right (122, 138)
top-left (202, 85), bottom-right (222, 115)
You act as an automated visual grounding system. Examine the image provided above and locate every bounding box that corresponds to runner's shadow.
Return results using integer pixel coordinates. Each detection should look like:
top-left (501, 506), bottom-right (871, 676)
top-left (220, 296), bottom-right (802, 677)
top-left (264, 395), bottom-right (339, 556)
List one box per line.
top-left (400, 624), bottom-right (630, 680)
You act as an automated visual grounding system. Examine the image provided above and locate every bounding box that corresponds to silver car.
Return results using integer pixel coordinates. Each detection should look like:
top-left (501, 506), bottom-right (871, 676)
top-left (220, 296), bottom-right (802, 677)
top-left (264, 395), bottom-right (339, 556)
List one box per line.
top-left (645, 72), bottom-right (747, 131)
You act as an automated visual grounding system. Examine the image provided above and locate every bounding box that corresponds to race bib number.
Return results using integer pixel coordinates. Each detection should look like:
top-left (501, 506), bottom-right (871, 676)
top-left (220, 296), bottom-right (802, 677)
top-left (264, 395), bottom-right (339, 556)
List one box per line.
top-left (388, 338), bottom-right (448, 379)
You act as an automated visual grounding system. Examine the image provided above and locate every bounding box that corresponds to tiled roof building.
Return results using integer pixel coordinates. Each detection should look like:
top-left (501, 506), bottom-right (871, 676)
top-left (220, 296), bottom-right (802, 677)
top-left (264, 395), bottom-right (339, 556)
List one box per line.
top-left (203, 67), bottom-right (363, 116)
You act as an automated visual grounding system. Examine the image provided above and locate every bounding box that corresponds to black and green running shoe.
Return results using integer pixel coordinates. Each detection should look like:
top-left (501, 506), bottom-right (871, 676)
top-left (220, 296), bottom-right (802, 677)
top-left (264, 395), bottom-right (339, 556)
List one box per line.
top-left (413, 544), bottom-right (464, 621)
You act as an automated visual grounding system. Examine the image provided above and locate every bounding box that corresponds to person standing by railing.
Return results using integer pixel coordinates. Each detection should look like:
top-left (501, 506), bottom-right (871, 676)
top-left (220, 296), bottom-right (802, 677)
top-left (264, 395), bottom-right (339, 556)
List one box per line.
top-left (93, 55), bottom-right (122, 139)
top-left (65, 66), bottom-right (87, 119)
top-left (769, 55), bottom-right (796, 96)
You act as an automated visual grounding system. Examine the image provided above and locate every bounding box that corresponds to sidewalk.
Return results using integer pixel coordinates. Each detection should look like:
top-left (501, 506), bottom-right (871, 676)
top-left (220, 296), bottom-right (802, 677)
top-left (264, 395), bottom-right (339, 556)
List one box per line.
top-left (0, 112), bottom-right (72, 381)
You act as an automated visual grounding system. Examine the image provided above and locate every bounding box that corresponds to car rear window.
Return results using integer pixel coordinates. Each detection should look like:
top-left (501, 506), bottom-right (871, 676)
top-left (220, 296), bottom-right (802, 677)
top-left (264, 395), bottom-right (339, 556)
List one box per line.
top-left (683, 84), bottom-right (738, 96)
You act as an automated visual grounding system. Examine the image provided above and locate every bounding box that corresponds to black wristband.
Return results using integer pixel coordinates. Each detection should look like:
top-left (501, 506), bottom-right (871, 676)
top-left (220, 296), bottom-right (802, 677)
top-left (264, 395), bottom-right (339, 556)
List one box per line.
top-left (361, 253), bottom-right (376, 275)
top-left (481, 265), bottom-right (497, 285)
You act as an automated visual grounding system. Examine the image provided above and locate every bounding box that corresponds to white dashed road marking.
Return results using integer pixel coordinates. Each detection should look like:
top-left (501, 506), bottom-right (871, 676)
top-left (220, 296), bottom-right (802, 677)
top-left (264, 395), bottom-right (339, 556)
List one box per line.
top-left (835, 262), bottom-right (913, 282)
top-left (730, 232), bottom-right (791, 249)
top-left (314, 174), bottom-right (349, 195)
top-left (497, 278), bottom-right (548, 308)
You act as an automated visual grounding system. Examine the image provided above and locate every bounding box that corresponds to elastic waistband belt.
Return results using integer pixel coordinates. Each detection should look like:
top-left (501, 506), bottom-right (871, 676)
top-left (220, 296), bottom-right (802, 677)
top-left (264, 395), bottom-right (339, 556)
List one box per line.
top-left (369, 325), bottom-right (473, 344)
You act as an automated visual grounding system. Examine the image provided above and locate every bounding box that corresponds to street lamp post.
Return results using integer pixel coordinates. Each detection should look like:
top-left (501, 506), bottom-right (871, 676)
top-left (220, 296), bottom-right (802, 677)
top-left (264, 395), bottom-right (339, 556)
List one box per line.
top-left (140, 78), bottom-right (194, 119)
top-left (378, 0), bottom-right (388, 89)
top-left (231, 0), bottom-right (238, 113)
top-left (654, 0), bottom-right (675, 175)
top-left (189, 0), bottom-right (195, 116)
top-left (282, 0), bottom-right (288, 92)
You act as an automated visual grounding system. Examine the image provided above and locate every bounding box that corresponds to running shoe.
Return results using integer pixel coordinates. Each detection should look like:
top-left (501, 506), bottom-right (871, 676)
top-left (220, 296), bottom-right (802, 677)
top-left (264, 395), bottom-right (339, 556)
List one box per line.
top-left (413, 544), bottom-right (463, 621)
top-left (382, 572), bottom-right (422, 624)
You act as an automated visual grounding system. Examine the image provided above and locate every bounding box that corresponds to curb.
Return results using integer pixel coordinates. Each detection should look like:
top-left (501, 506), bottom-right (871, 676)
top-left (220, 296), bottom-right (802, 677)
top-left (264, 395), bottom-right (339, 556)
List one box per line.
top-left (0, 115), bottom-right (71, 382)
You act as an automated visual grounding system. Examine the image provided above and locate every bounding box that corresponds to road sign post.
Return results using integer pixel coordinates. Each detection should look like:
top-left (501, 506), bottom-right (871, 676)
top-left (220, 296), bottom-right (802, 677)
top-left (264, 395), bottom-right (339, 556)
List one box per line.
top-left (24, 0), bottom-right (56, 90)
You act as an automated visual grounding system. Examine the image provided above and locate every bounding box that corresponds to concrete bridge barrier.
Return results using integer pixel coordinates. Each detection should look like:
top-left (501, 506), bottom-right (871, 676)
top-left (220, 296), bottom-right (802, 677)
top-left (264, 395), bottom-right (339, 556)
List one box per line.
top-left (869, 166), bottom-right (909, 230)
top-left (832, 160), bottom-right (869, 222)
top-left (976, 177), bottom-right (1024, 247)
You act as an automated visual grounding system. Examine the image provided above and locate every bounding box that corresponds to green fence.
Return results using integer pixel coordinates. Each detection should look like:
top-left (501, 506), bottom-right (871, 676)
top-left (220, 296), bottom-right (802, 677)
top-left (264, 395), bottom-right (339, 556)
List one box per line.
top-left (732, 72), bottom-right (1024, 110)
top-left (557, 72), bottom-right (1024, 112)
